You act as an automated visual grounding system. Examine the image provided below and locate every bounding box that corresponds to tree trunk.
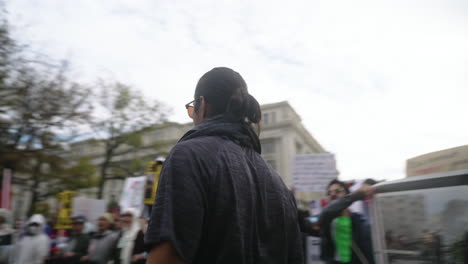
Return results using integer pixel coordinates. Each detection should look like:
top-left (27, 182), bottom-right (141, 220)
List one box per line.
top-left (97, 160), bottom-right (108, 199)
top-left (27, 162), bottom-right (42, 217)
top-left (97, 144), bottom-right (115, 199)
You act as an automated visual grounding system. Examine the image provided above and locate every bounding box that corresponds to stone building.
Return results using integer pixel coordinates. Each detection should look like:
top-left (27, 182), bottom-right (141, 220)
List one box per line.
top-left (406, 145), bottom-right (468, 177)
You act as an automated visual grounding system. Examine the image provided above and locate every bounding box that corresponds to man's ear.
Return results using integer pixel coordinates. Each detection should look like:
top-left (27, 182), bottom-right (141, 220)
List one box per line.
top-left (198, 96), bottom-right (208, 119)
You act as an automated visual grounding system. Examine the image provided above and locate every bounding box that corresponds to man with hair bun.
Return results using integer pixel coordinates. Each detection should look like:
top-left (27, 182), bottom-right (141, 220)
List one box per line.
top-left (145, 67), bottom-right (303, 264)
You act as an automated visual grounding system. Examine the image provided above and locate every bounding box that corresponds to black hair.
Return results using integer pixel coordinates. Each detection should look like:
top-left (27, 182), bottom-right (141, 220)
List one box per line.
top-left (326, 179), bottom-right (350, 194)
top-left (120, 212), bottom-right (133, 217)
top-left (194, 67), bottom-right (261, 131)
top-left (363, 178), bottom-right (377, 185)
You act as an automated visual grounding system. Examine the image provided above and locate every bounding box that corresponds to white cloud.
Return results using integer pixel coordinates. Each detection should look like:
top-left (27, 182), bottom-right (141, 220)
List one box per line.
top-left (7, 0), bottom-right (468, 181)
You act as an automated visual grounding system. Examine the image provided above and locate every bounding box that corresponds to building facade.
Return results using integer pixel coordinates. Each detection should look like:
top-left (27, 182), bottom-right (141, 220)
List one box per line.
top-left (406, 145), bottom-right (468, 177)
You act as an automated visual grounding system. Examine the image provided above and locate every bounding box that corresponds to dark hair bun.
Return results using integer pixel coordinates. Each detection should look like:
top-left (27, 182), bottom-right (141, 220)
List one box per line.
top-left (195, 67), bottom-right (262, 126)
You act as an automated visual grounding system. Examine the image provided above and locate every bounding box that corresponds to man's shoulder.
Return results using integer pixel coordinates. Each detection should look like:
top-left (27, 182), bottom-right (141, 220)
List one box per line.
top-left (174, 136), bottom-right (229, 154)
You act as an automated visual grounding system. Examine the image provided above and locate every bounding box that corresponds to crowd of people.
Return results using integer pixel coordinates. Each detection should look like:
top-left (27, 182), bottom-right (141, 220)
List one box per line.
top-left (0, 208), bottom-right (147, 264)
top-left (1, 178), bottom-right (377, 264)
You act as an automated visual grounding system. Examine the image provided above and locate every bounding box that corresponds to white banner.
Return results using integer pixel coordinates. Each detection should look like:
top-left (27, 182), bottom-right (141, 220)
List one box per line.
top-left (119, 176), bottom-right (146, 216)
top-left (293, 154), bottom-right (338, 192)
top-left (72, 197), bottom-right (106, 223)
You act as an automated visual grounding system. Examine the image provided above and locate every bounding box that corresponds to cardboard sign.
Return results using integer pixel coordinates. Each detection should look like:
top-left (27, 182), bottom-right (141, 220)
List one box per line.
top-left (72, 197), bottom-right (106, 223)
top-left (293, 154), bottom-right (338, 192)
top-left (119, 176), bottom-right (146, 216)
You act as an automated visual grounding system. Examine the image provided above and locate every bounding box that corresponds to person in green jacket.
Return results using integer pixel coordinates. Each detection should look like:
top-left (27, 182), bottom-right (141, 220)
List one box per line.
top-left (64, 216), bottom-right (90, 260)
top-left (47, 216), bottom-right (91, 264)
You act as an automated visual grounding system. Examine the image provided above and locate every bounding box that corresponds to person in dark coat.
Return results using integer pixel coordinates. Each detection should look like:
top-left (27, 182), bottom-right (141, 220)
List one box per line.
top-left (47, 216), bottom-right (90, 264)
top-left (145, 67), bottom-right (304, 264)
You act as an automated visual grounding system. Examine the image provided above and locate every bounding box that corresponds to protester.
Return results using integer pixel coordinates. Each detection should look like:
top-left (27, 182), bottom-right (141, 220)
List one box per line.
top-left (47, 216), bottom-right (90, 264)
top-left (13, 214), bottom-right (51, 264)
top-left (81, 213), bottom-right (118, 264)
top-left (111, 210), bottom-right (121, 232)
top-left (13, 220), bottom-right (25, 239)
top-left (51, 229), bottom-right (69, 258)
top-left (83, 220), bottom-right (95, 236)
top-left (0, 210), bottom-right (14, 263)
top-left (114, 208), bottom-right (145, 264)
top-left (145, 67), bottom-right (303, 264)
top-left (319, 179), bottom-right (375, 264)
top-left (138, 217), bottom-right (148, 234)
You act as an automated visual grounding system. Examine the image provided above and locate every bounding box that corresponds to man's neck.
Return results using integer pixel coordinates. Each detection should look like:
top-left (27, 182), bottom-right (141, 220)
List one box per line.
top-left (341, 209), bottom-right (351, 217)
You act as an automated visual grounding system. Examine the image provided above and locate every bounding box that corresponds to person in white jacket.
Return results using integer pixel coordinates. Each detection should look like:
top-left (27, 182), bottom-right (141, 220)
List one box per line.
top-left (13, 214), bottom-right (50, 264)
top-left (115, 208), bottom-right (145, 264)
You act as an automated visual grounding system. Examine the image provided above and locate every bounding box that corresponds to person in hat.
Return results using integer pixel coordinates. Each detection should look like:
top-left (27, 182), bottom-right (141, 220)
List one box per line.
top-left (81, 213), bottom-right (118, 264)
top-left (49, 216), bottom-right (90, 264)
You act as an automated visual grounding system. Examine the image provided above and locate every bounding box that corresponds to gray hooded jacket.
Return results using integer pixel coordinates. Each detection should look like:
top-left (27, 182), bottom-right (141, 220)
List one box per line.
top-left (13, 214), bottom-right (50, 264)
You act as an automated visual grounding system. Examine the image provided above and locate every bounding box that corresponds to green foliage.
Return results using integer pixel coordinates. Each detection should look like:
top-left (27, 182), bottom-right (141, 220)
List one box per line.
top-left (92, 81), bottom-right (171, 198)
top-left (126, 132), bottom-right (142, 148)
top-left (113, 83), bottom-right (132, 110)
top-left (33, 202), bottom-right (51, 218)
top-left (62, 157), bottom-right (98, 189)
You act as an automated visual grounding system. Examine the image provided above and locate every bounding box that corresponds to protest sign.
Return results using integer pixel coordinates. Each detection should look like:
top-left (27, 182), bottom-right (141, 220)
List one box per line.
top-left (72, 197), bottom-right (106, 223)
top-left (120, 176), bottom-right (146, 216)
top-left (56, 191), bottom-right (75, 229)
top-left (144, 160), bottom-right (163, 205)
top-left (306, 237), bottom-right (324, 264)
top-left (293, 153), bottom-right (338, 192)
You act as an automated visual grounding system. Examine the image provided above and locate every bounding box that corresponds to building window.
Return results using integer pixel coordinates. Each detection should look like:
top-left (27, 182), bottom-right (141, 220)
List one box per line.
top-left (295, 141), bottom-right (303, 154)
top-left (263, 113), bottom-right (269, 125)
top-left (263, 112), bottom-right (276, 125)
top-left (261, 139), bottom-right (276, 154)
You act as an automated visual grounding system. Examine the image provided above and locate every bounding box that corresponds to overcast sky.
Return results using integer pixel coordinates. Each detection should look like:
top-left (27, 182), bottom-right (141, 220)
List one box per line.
top-left (7, 0), bottom-right (468, 181)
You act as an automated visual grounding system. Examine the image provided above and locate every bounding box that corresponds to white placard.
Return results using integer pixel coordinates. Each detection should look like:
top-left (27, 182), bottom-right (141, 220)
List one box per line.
top-left (293, 154), bottom-right (338, 192)
top-left (119, 176), bottom-right (146, 216)
top-left (309, 199), bottom-right (322, 216)
top-left (72, 197), bottom-right (106, 223)
top-left (306, 237), bottom-right (325, 264)
top-left (349, 180), bottom-right (366, 215)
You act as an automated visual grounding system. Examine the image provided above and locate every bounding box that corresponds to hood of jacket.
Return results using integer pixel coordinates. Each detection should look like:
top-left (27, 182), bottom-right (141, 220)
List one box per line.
top-left (28, 214), bottom-right (46, 227)
top-left (179, 115), bottom-right (261, 154)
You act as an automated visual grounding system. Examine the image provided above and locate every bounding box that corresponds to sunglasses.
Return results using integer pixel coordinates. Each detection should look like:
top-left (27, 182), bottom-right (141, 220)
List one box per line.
top-left (327, 189), bottom-right (345, 196)
top-left (185, 99), bottom-right (197, 119)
